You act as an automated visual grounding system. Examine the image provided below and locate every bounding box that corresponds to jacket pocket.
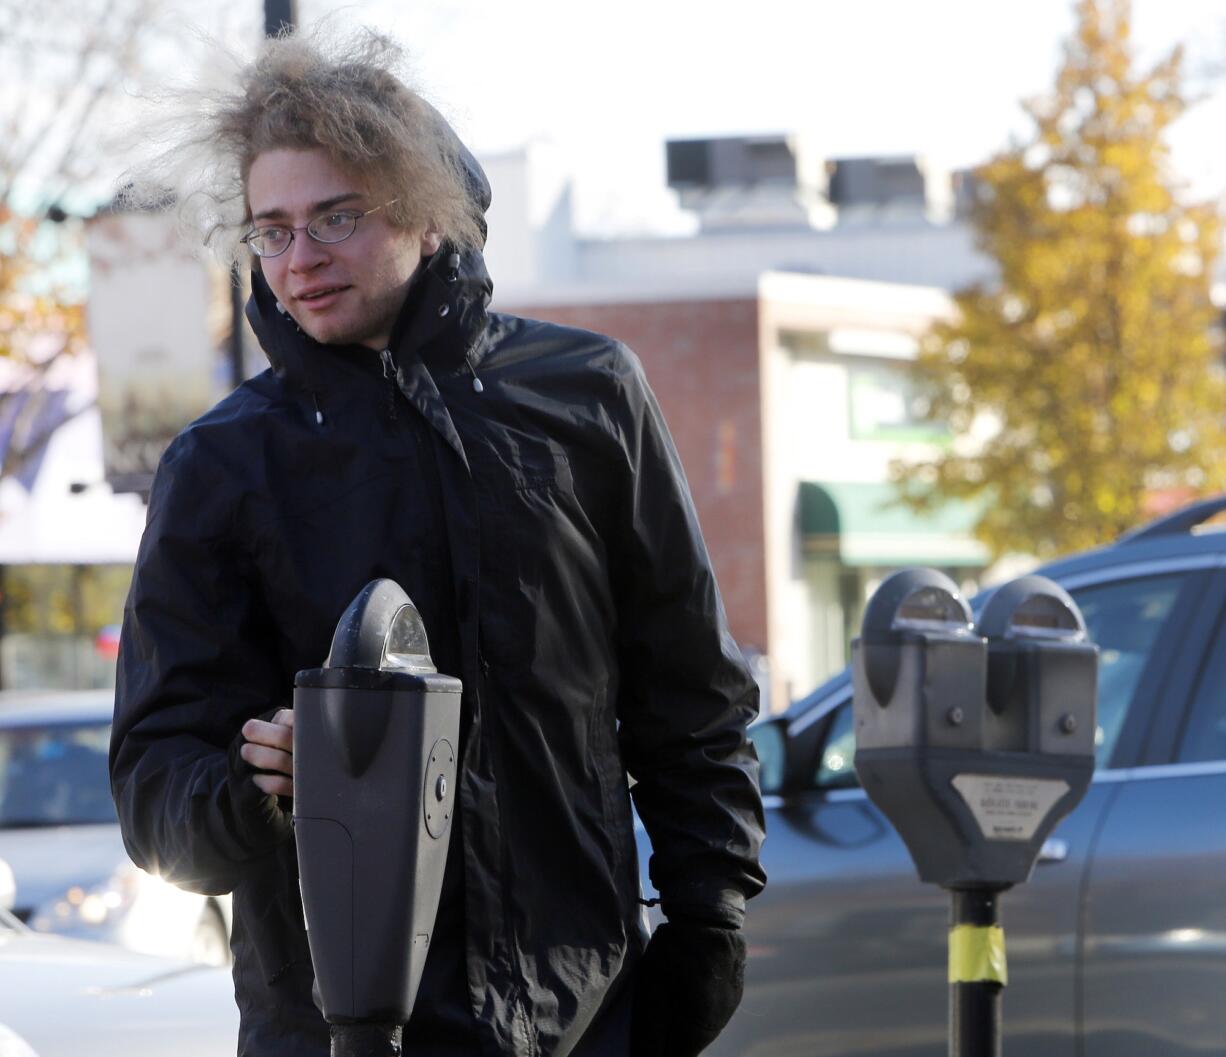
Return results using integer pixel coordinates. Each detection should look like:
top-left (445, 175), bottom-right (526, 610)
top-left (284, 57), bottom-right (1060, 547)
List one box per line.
top-left (473, 434), bottom-right (573, 496)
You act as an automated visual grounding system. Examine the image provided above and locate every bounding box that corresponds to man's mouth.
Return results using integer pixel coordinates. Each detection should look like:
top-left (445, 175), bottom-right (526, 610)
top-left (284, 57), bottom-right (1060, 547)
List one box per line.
top-left (296, 285), bottom-right (350, 304)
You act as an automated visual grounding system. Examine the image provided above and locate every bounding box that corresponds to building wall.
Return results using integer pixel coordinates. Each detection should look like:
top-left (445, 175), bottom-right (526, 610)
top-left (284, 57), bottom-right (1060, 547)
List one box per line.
top-left (493, 221), bottom-right (991, 309)
top-left (758, 272), bottom-right (987, 702)
top-left (501, 298), bottom-right (769, 658)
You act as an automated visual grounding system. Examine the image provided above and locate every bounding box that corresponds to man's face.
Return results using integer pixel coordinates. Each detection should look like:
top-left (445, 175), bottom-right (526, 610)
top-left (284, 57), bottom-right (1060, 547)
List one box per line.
top-left (246, 147), bottom-right (441, 350)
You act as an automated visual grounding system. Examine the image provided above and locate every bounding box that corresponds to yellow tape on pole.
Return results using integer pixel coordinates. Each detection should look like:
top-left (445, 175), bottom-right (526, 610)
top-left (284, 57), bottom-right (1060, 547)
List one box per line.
top-left (948, 925), bottom-right (1008, 985)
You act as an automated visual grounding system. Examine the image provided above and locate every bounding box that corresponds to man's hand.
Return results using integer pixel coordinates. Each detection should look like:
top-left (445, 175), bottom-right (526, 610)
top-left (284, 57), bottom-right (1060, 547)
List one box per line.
top-left (239, 708), bottom-right (295, 798)
top-left (631, 919), bottom-right (747, 1057)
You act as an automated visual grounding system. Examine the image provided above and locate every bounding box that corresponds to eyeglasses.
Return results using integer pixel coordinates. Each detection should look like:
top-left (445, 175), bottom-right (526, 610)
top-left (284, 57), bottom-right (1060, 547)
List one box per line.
top-left (240, 199), bottom-right (399, 258)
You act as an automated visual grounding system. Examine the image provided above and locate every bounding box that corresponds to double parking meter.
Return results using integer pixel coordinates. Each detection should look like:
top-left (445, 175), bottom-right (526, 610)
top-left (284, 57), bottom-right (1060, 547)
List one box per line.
top-left (293, 580), bottom-right (462, 1057)
top-left (852, 568), bottom-right (1097, 1056)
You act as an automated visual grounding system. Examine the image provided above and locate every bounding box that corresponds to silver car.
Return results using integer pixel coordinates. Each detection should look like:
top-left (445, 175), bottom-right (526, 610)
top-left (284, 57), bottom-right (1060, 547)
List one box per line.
top-left (0, 691), bottom-right (231, 966)
top-left (0, 904), bottom-right (237, 1057)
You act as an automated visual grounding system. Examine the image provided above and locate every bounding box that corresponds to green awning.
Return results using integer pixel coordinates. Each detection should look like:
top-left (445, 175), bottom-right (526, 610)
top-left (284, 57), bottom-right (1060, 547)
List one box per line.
top-left (799, 481), bottom-right (989, 567)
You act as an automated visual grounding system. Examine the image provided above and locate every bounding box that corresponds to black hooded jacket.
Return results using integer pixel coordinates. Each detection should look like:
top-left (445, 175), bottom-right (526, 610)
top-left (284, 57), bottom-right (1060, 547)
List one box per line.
top-left (110, 151), bottom-right (766, 1056)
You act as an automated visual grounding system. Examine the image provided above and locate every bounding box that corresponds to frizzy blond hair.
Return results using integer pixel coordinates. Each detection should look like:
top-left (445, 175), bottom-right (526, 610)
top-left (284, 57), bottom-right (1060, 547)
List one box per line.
top-left (121, 26), bottom-right (486, 265)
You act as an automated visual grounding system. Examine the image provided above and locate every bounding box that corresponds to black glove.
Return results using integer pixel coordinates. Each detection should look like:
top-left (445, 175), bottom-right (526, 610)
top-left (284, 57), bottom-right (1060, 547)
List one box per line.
top-left (630, 919), bottom-right (747, 1057)
top-left (225, 709), bottom-right (293, 852)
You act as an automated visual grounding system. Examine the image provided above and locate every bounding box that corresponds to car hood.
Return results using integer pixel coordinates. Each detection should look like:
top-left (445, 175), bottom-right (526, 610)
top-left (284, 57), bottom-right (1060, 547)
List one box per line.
top-left (0, 929), bottom-right (237, 1057)
top-left (0, 824), bottom-right (127, 910)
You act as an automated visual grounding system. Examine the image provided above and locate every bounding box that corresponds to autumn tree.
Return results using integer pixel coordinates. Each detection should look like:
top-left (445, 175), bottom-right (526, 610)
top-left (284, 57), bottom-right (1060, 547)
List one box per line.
top-left (894, 0), bottom-right (1226, 560)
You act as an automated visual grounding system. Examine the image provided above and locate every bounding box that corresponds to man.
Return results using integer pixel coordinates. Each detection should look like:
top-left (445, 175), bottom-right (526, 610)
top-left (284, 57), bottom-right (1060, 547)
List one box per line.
top-left (110, 28), bottom-right (765, 1057)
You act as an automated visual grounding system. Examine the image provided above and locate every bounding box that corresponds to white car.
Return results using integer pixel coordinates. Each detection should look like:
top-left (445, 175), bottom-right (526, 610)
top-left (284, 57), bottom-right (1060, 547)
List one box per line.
top-left (0, 858), bottom-right (13, 912)
top-left (0, 691), bottom-right (231, 966)
top-left (0, 1022), bottom-right (39, 1057)
top-left (0, 905), bottom-right (238, 1057)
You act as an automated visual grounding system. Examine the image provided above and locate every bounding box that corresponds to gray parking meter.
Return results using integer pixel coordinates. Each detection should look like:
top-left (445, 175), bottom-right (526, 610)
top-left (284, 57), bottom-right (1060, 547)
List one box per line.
top-left (293, 580), bottom-right (462, 1057)
top-left (852, 568), bottom-right (1097, 1057)
top-left (851, 568), bottom-right (989, 887)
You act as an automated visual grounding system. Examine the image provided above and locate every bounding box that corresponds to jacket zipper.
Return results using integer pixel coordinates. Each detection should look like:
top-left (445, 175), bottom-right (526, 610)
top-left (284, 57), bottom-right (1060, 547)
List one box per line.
top-left (379, 348), bottom-right (399, 419)
top-left (478, 651), bottom-right (535, 1056)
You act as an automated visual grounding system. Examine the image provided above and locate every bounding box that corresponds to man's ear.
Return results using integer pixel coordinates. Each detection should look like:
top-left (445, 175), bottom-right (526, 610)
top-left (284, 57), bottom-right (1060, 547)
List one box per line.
top-left (421, 230), bottom-right (443, 256)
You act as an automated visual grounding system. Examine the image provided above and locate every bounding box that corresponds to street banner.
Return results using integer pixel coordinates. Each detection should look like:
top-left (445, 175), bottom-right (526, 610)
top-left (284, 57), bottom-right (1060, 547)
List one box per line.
top-left (85, 210), bottom-right (230, 496)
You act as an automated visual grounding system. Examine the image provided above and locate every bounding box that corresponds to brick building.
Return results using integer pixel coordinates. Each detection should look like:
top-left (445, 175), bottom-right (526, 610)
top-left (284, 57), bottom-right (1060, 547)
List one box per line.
top-left (508, 297), bottom-right (767, 657)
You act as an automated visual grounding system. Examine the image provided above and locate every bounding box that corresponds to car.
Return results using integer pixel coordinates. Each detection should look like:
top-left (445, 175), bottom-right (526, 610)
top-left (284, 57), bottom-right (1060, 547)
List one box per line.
top-left (0, 857), bottom-right (12, 912)
top-left (0, 904), bottom-right (238, 1057)
top-left (636, 493), bottom-right (1226, 1057)
top-left (0, 691), bottom-right (231, 966)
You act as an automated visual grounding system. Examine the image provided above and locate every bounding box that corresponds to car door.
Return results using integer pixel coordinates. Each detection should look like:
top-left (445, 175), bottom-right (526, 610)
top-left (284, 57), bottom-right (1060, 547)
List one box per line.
top-left (708, 681), bottom-right (951, 1057)
top-left (1080, 561), bottom-right (1226, 1057)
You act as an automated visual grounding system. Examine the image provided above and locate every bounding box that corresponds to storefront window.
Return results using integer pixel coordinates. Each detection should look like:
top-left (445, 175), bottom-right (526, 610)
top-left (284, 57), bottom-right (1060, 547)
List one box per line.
top-left (847, 362), bottom-right (948, 444)
top-left (0, 564), bottom-right (132, 690)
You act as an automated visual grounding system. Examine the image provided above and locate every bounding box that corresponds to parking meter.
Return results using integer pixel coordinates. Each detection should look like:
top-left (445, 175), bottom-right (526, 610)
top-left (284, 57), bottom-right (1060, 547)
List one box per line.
top-left (852, 569), bottom-right (1097, 1057)
top-left (293, 580), bottom-right (462, 1057)
top-left (851, 568), bottom-right (989, 887)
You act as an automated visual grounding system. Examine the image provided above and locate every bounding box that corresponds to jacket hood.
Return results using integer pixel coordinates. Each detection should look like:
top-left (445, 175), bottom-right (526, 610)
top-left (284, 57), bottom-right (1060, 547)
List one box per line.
top-left (244, 120), bottom-right (494, 395)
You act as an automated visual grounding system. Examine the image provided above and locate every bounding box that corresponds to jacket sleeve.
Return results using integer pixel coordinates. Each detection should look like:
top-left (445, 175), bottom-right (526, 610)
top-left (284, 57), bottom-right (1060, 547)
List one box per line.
top-left (611, 347), bottom-right (767, 929)
top-left (110, 434), bottom-right (291, 896)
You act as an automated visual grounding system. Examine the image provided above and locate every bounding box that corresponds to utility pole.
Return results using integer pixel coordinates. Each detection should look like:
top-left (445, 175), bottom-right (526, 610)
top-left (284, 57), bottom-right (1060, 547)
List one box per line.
top-left (264, 0), bottom-right (298, 37)
top-left (229, 0), bottom-right (300, 388)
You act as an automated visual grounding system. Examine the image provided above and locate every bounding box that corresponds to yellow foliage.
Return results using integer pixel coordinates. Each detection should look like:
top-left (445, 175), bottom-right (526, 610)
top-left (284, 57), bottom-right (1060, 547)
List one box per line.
top-left (894, 0), bottom-right (1226, 560)
top-left (0, 208), bottom-right (86, 367)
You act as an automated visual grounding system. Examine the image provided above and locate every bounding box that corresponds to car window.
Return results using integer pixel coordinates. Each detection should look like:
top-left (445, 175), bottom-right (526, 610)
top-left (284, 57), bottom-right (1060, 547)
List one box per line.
top-left (749, 722), bottom-right (785, 794)
top-left (1176, 611), bottom-right (1226, 764)
top-left (807, 571), bottom-right (1188, 788)
top-left (1069, 574), bottom-right (1186, 768)
top-left (0, 722), bottom-right (116, 827)
top-left (814, 699), bottom-right (857, 789)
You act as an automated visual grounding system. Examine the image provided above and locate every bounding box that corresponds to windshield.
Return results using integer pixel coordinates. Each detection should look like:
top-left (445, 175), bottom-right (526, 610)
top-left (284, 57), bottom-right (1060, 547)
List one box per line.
top-left (0, 721), bottom-right (117, 828)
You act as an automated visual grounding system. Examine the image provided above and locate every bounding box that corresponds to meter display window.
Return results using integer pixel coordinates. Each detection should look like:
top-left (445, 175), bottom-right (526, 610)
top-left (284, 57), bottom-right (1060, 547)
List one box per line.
top-left (1069, 574), bottom-right (1186, 768)
top-left (1176, 612), bottom-right (1226, 764)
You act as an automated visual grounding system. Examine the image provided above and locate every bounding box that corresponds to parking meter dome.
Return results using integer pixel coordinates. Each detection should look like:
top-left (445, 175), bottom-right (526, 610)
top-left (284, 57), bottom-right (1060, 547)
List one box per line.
top-left (862, 568), bottom-right (972, 641)
top-left (977, 575), bottom-right (1087, 643)
top-left (324, 579), bottom-right (438, 673)
top-left (860, 568), bottom-right (974, 706)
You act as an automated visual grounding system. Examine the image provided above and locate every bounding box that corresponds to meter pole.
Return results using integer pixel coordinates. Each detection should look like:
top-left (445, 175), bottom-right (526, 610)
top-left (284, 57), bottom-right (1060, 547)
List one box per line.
top-left (948, 887), bottom-right (1006, 1057)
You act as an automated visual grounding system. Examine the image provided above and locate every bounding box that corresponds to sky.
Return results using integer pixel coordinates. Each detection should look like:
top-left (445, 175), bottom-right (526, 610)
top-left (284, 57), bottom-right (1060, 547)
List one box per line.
top-left (35, 0), bottom-right (1225, 236)
top-left (267, 0), bottom-right (1226, 235)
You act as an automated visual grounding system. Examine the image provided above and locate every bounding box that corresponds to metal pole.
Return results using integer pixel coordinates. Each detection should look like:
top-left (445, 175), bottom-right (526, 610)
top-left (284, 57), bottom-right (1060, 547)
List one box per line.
top-left (229, 0), bottom-right (300, 389)
top-left (264, 0), bottom-right (297, 36)
top-left (331, 1024), bottom-right (404, 1057)
top-left (227, 266), bottom-right (245, 388)
top-left (948, 887), bottom-right (1006, 1057)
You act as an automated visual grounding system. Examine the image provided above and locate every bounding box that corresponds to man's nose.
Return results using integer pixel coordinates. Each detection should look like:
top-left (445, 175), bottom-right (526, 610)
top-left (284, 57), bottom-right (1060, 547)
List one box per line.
top-left (288, 232), bottom-right (330, 272)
